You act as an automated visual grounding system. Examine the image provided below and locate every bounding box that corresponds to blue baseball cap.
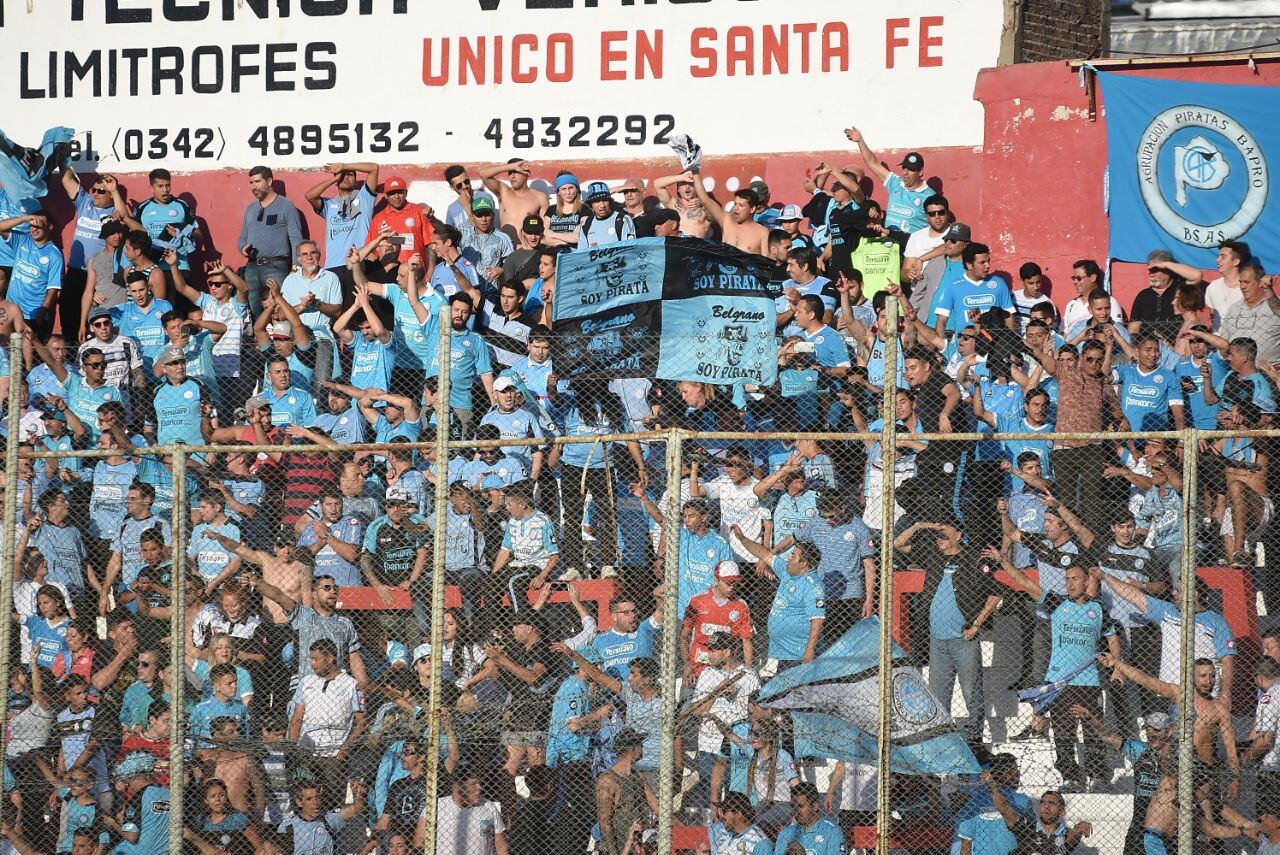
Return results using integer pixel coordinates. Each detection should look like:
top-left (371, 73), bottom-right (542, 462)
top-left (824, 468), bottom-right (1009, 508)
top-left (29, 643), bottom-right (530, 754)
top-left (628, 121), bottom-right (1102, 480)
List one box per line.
top-left (585, 181), bottom-right (612, 203)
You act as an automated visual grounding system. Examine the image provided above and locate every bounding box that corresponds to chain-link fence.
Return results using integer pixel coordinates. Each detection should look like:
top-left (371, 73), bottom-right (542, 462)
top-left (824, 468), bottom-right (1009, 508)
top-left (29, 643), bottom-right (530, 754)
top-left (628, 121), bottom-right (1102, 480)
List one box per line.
top-left (0, 311), bottom-right (1273, 855)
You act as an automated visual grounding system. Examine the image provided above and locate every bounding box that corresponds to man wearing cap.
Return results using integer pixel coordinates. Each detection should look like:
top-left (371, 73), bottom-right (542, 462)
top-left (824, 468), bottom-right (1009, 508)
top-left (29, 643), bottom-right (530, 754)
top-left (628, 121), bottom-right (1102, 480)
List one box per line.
top-left (844, 127), bottom-right (932, 234)
top-left (367, 175), bottom-right (434, 264)
top-left (480, 159), bottom-right (549, 243)
top-left (578, 181), bottom-right (636, 250)
top-left (777, 205), bottom-right (815, 252)
top-left (919, 221), bottom-right (970, 327)
top-left (304, 161), bottom-right (380, 287)
top-left (79, 303), bottom-right (144, 393)
top-left (361, 485), bottom-right (429, 622)
top-left (595, 728), bottom-right (658, 855)
top-left (1073, 702), bottom-right (1173, 855)
top-left (682, 560), bottom-right (754, 675)
top-left (1130, 250), bottom-right (1203, 343)
top-left (746, 180), bottom-right (779, 228)
top-left (58, 169), bottom-right (126, 337)
top-left (235, 165), bottom-right (304, 318)
top-left (690, 170), bottom-right (770, 255)
top-left (461, 196), bottom-right (515, 285)
top-left (637, 207), bottom-right (681, 240)
top-left (688, 631), bottom-right (760, 806)
top-left (111, 751), bottom-right (175, 855)
top-left (481, 375), bottom-right (544, 473)
top-left (499, 216), bottom-right (547, 286)
top-left (615, 178), bottom-right (649, 219)
top-left (707, 791), bottom-right (772, 855)
top-left (150, 345), bottom-right (212, 451)
top-left (78, 218), bottom-right (131, 339)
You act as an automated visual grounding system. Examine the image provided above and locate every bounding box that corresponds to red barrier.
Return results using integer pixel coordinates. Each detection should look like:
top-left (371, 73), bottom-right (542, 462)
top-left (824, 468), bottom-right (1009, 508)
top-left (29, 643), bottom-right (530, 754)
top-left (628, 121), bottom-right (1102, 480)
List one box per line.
top-left (673, 824), bottom-right (952, 851)
top-left (334, 579), bottom-right (622, 631)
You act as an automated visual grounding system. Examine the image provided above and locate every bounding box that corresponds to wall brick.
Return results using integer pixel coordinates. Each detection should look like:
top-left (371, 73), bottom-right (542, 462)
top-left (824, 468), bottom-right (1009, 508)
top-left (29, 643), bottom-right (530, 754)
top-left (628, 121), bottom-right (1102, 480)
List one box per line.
top-left (1016, 0), bottom-right (1109, 62)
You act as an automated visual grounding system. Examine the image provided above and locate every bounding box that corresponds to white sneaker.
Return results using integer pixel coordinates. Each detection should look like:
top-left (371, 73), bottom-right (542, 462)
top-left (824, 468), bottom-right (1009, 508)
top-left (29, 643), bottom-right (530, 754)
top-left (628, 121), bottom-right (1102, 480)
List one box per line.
top-left (557, 567), bottom-right (583, 582)
top-left (599, 565), bottom-right (618, 578)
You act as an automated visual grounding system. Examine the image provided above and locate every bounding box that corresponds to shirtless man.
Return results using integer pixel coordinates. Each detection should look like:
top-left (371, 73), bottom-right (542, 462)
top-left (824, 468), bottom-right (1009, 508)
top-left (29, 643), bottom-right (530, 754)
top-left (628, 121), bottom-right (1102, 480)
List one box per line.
top-left (689, 170), bottom-right (770, 255)
top-left (201, 716), bottom-right (268, 818)
top-left (1137, 753), bottom-right (1258, 855)
top-left (653, 170), bottom-right (708, 238)
top-left (479, 159), bottom-right (549, 241)
top-left (206, 530), bottom-right (306, 624)
top-left (1098, 650), bottom-right (1241, 797)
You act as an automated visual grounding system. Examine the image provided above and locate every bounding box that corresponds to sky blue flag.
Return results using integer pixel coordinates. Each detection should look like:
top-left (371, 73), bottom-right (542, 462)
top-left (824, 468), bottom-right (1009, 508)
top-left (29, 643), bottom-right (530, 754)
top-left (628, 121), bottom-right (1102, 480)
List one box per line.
top-left (758, 618), bottom-right (979, 776)
top-left (1099, 71), bottom-right (1275, 269)
top-left (0, 127), bottom-right (75, 203)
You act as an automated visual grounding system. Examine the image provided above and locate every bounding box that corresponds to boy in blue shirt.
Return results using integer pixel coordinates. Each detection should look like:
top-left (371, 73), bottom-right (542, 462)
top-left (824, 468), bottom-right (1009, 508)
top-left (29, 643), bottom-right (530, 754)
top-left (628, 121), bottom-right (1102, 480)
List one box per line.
top-left (188, 664), bottom-right (250, 749)
top-left (1111, 332), bottom-right (1186, 431)
top-left (933, 243), bottom-right (1016, 337)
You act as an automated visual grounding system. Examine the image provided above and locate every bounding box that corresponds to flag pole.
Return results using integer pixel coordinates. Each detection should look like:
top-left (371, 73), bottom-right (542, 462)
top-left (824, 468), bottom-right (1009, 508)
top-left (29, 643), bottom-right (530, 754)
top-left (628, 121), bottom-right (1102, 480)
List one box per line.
top-left (875, 295), bottom-right (899, 855)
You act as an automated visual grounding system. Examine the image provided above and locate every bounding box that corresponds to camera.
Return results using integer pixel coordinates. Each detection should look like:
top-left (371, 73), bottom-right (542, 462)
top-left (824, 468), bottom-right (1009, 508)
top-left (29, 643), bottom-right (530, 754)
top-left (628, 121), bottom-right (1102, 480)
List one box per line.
top-left (244, 244), bottom-right (259, 262)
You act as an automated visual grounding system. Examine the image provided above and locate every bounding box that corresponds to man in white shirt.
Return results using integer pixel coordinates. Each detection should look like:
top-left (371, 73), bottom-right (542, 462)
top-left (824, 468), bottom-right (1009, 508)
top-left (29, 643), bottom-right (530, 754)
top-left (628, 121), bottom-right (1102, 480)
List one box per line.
top-left (281, 240), bottom-right (343, 384)
top-left (689, 446), bottom-right (770, 565)
top-left (1205, 239), bottom-right (1251, 328)
top-left (688, 632), bottom-right (760, 807)
top-left (902, 193), bottom-right (951, 288)
top-left (1245, 657), bottom-right (1280, 813)
top-left (288, 637), bottom-right (366, 801)
top-left (416, 765), bottom-right (508, 855)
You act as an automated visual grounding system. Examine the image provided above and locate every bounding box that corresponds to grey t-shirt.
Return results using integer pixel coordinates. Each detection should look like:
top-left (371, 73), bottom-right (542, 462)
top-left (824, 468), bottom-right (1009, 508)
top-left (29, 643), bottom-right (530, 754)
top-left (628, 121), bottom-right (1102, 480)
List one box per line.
top-left (87, 247), bottom-right (128, 308)
top-left (288, 604), bottom-right (361, 678)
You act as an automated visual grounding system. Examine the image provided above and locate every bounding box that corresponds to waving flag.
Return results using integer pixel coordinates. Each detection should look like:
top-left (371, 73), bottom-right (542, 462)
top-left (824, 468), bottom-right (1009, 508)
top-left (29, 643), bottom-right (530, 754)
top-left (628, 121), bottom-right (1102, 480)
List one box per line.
top-left (1016, 657), bottom-right (1096, 714)
top-left (758, 618), bottom-right (979, 776)
top-left (0, 127), bottom-right (75, 203)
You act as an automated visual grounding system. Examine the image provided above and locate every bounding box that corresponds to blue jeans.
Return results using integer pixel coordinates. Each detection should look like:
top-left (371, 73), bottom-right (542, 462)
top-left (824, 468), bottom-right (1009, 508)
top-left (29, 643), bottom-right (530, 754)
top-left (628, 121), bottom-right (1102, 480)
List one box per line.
top-left (241, 259), bottom-right (292, 319)
top-left (927, 634), bottom-right (983, 739)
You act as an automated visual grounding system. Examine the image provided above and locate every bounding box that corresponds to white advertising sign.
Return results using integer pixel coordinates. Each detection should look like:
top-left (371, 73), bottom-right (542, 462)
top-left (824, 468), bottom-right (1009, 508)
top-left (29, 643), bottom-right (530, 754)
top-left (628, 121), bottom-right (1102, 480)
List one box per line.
top-left (1, 0), bottom-right (1002, 170)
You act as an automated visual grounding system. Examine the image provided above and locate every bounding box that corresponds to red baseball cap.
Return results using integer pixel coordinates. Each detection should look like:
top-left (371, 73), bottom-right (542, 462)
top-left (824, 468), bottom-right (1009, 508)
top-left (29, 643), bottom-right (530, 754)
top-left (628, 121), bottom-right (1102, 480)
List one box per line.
top-left (383, 176), bottom-right (407, 193)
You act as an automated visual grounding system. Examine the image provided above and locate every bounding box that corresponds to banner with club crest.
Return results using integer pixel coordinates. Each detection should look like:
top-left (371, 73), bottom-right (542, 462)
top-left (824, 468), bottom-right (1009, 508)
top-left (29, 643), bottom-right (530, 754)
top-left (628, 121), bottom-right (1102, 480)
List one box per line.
top-left (551, 237), bottom-right (779, 385)
top-left (1099, 71), bottom-right (1276, 269)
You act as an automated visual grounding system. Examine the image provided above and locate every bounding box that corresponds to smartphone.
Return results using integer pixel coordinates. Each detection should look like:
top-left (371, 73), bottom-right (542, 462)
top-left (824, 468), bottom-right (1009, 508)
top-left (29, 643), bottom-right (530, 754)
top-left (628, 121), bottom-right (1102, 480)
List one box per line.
top-left (387, 235), bottom-right (406, 246)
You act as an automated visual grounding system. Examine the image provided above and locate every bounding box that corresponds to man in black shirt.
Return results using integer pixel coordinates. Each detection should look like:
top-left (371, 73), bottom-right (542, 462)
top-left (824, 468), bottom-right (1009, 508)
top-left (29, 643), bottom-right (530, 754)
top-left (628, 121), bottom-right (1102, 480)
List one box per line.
top-left (477, 612), bottom-right (563, 777)
top-left (894, 518), bottom-right (1001, 739)
top-left (366, 738), bottom-right (429, 846)
top-left (902, 346), bottom-right (967, 521)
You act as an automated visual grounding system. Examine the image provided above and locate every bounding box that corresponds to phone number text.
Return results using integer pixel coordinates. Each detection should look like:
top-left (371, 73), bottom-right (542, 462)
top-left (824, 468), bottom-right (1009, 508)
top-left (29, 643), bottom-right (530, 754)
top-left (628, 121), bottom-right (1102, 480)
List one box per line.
top-left (484, 114), bottom-right (675, 149)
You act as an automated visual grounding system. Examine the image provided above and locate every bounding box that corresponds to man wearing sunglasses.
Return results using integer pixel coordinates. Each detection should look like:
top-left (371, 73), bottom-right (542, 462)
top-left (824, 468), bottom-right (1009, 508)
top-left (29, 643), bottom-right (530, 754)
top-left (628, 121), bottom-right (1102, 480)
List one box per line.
top-left (27, 321), bottom-right (125, 440)
top-left (442, 164), bottom-right (497, 231)
top-left (78, 305), bottom-right (144, 392)
top-left (58, 167), bottom-right (127, 341)
top-left (304, 161), bottom-right (380, 292)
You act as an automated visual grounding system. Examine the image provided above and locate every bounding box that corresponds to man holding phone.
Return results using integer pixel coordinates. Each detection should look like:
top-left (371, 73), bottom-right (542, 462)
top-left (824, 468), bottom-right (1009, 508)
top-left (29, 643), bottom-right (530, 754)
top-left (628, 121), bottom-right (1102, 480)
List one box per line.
top-left (367, 175), bottom-right (433, 263)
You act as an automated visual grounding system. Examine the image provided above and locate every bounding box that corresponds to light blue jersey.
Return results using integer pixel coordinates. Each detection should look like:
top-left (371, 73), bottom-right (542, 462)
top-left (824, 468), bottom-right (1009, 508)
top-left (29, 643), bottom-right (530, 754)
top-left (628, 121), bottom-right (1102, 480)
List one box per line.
top-left (767, 555), bottom-right (825, 661)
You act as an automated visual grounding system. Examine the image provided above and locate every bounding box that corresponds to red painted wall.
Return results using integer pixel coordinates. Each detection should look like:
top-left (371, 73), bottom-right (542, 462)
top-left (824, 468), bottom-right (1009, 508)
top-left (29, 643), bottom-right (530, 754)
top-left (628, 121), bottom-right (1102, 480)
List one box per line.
top-left (974, 57), bottom-right (1280, 311)
top-left (44, 57), bottom-right (1280, 320)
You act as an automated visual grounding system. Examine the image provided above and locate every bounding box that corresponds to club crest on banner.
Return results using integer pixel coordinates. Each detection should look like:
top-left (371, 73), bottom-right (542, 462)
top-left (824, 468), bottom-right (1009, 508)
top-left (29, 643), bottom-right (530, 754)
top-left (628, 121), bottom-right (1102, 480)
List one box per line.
top-left (1137, 104), bottom-right (1268, 248)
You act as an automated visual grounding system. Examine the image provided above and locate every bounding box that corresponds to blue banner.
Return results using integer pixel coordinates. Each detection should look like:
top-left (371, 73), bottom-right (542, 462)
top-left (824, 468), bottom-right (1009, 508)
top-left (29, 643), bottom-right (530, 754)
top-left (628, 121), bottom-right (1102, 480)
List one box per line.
top-left (552, 238), bottom-right (778, 384)
top-left (1100, 72), bottom-right (1275, 268)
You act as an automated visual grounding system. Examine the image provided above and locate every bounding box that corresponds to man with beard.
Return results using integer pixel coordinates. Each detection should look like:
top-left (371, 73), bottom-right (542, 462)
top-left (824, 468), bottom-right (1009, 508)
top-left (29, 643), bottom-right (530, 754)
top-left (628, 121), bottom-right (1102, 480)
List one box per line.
top-left (237, 166), bottom-right (304, 318)
top-left (1073, 705), bottom-right (1173, 855)
top-left (304, 161), bottom-right (379, 291)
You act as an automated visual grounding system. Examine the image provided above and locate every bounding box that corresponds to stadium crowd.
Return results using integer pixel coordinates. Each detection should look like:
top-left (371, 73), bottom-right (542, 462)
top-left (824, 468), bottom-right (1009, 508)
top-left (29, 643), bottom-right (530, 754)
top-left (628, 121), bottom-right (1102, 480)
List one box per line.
top-left (0, 129), bottom-right (1278, 855)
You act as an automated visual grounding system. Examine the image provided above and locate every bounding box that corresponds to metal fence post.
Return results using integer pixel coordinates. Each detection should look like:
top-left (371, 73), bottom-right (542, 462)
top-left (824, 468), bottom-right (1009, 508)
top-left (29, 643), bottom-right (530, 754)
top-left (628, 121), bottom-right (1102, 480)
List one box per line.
top-left (0, 334), bottom-right (24, 806)
top-left (423, 303), bottom-right (453, 855)
top-left (1176, 427), bottom-right (1199, 855)
top-left (656, 428), bottom-right (685, 855)
top-left (875, 296), bottom-right (900, 855)
top-left (167, 447), bottom-right (189, 851)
